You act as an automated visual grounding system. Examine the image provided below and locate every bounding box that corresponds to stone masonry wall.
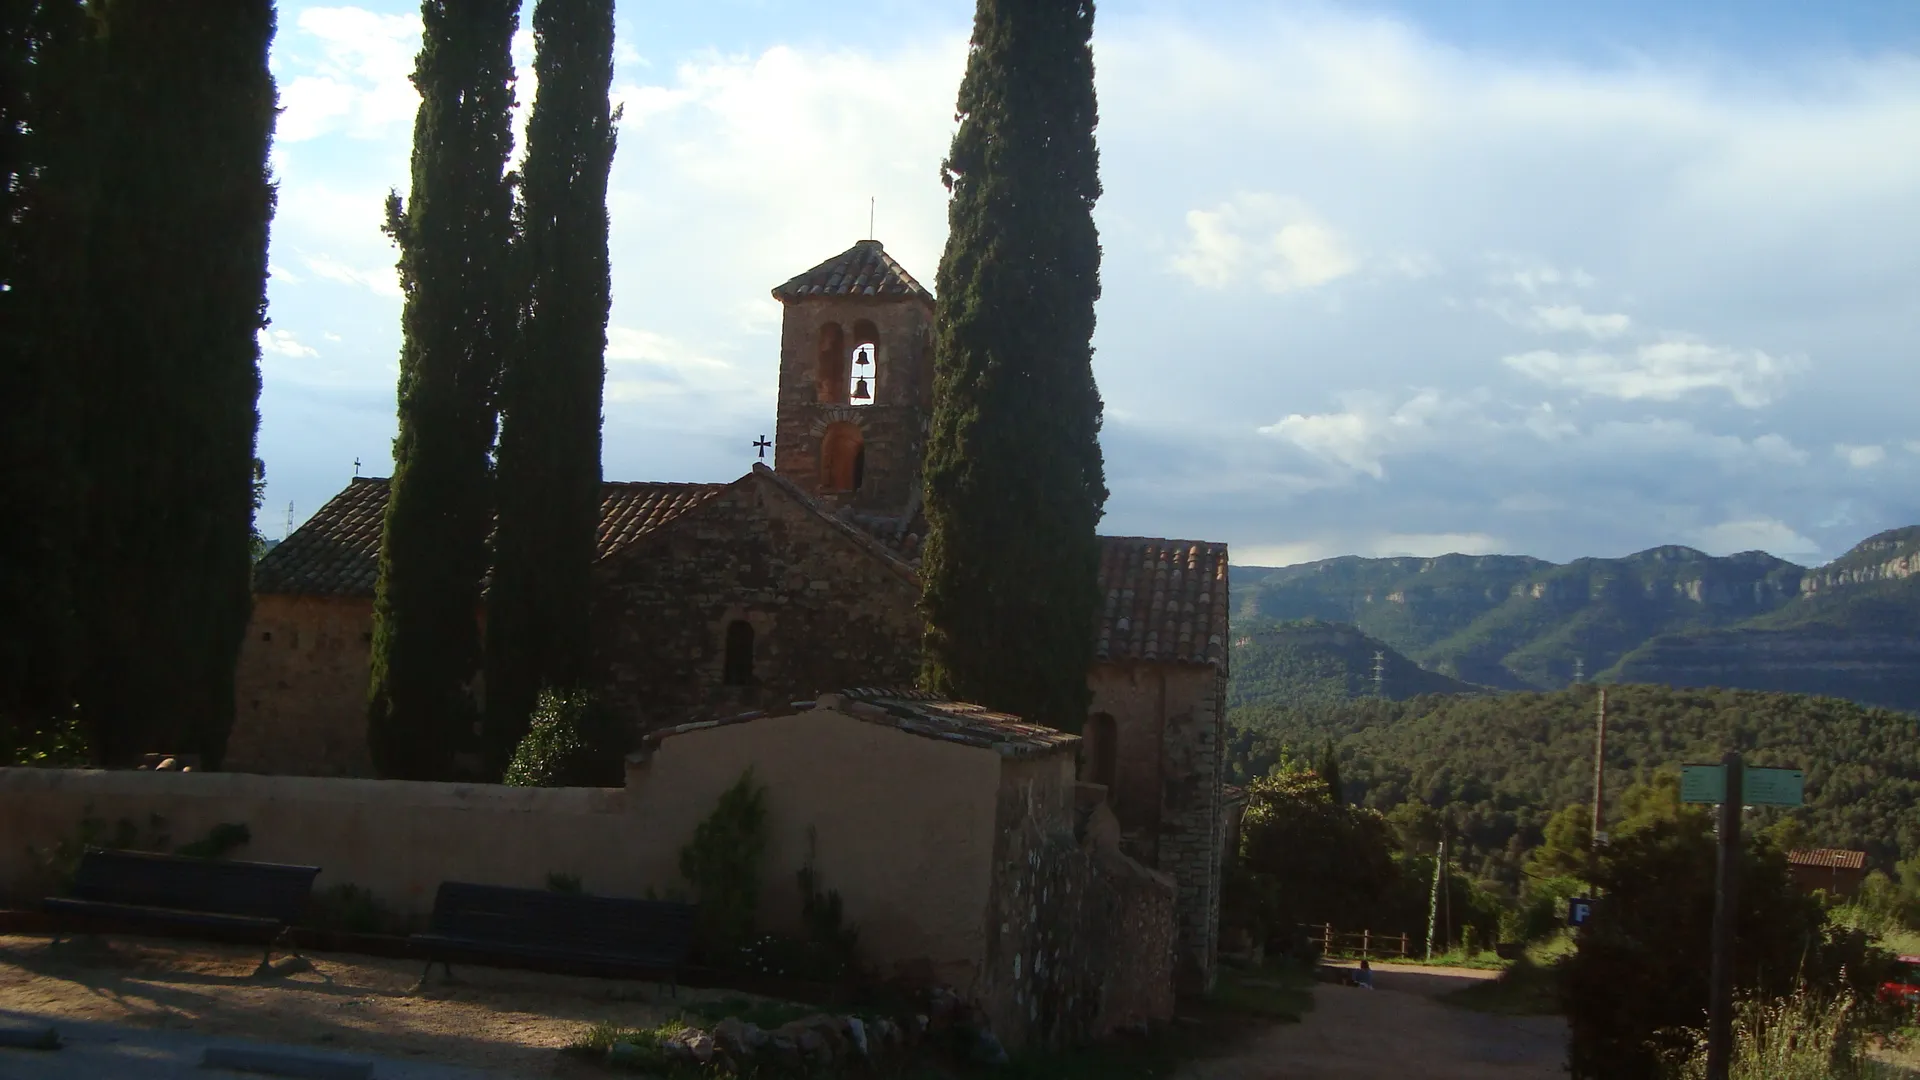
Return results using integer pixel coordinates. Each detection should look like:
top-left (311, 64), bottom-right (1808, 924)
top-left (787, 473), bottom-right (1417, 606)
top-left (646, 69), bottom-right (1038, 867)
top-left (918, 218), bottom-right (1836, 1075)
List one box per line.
top-left (592, 476), bottom-right (923, 734)
top-left (772, 295), bottom-right (933, 514)
top-left (1157, 668), bottom-right (1225, 994)
top-left (227, 594), bottom-right (376, 777)
top-left (977, 758), bottom-right (1177, 1050)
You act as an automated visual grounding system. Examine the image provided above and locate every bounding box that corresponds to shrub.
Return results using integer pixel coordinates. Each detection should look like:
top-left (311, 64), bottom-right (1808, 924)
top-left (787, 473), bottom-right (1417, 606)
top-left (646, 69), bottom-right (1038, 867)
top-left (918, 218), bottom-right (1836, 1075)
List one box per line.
top-left (502, 687), bottom-right (624, 787)
top-left (679, 768), bottom-right (769, 956)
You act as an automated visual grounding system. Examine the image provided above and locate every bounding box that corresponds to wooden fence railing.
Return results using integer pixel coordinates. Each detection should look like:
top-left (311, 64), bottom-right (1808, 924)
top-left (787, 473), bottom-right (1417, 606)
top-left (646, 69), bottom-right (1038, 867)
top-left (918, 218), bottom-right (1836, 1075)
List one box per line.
top-left (1299, 923), bottom-right (1412, 960)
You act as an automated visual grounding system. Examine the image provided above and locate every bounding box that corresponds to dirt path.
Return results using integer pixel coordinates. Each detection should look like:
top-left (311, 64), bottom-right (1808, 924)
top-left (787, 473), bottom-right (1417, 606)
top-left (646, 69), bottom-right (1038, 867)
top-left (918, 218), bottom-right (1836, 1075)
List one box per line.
top-left (1182, 964), bottom-right (1567, 1080)
top-left (0, 933), bottom-right (694, 1076)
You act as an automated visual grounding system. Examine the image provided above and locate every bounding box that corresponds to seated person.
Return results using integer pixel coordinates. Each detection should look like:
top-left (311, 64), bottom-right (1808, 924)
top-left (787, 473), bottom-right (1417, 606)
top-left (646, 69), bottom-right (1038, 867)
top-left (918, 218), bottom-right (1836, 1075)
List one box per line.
top-left (1354, 959), bottom-right (1374, 989)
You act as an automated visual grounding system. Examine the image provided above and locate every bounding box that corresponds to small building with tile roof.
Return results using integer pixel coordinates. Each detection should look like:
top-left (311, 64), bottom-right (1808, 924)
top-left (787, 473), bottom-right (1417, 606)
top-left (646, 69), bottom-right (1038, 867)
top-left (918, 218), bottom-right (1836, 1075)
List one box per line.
top-left (1786, 848), bottom-right (1869, 899)
top-left (234, 238), bottom-right (1233, 993)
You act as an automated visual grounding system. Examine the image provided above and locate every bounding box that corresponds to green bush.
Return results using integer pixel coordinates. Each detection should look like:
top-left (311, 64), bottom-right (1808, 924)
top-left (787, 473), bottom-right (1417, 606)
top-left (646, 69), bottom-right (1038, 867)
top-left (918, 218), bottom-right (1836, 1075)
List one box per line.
top-left (502, 687), bottom-right (624, 787)
top-left (679, 768), bottom-right (769, 957)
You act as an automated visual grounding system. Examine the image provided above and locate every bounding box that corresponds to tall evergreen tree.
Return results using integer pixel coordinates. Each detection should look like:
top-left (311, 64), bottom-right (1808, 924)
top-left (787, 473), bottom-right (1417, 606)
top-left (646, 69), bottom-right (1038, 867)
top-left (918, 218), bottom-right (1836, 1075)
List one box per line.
top-left (369, 0), bottom-right (521, 780)
top-left (919, 0), bottom-right (1108, 733)
top-left (71, 0), bottom-right (278, 766)
top-left (0, 0), bottom-right (90, 748)
top-left (484, 0), bottom-right (619, 776)
top-left (1319, 740), bottom-right (1344, 806)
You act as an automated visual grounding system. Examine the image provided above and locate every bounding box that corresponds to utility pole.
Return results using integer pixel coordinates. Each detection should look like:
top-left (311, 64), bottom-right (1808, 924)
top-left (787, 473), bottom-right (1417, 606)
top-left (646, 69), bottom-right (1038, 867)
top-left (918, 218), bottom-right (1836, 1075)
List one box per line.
top-left (1591, 688), bottom-right (1608, 851)
top-left (1372, 651), bottom-right (1386, 698)
top-left (1572, 657), bottom-right (1585, 684)
top-left (1707, 751), bottom-right (1744, 1080)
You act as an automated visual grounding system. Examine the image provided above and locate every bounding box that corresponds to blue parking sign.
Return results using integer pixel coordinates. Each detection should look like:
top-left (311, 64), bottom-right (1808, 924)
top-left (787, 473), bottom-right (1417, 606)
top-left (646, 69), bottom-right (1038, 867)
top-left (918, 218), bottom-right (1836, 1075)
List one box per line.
top-left (1568, 897), bottom-right (1595, 928)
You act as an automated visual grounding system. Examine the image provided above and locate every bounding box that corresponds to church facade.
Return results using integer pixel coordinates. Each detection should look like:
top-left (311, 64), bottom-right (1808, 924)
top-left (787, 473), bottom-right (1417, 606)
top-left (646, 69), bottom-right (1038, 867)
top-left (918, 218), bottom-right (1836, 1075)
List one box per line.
top-left (229, 240), bottom-right (1232, 991)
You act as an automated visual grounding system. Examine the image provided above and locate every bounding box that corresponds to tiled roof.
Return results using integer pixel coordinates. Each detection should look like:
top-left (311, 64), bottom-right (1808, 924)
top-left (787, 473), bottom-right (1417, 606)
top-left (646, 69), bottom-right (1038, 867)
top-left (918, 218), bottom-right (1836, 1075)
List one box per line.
top-left (838, 513), bottom-right (1231, 668)
top-left (647, 690), bottom-right (1080, 759)
top-left (772, 240), bottom-right (932, 303)
top-left (250, 478), bottom-right (389, 596)
top-left (1787, 848), bottom-right (1866, 871)
top-left (252, 477), bottom-right (728, 597)
top-left (1096, 537), bottom-right (1231, 666)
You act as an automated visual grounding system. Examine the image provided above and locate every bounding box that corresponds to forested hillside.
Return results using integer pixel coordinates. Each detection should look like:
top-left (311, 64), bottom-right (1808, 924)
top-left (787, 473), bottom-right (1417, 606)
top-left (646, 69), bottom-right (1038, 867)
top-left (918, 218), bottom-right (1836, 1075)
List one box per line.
top-left (1229, 526), bottom-right (1920, 711)
top-left (1227, 618), bottom-right (1481, 707)
top-left (1228, 684), bottom-right (1920, 887)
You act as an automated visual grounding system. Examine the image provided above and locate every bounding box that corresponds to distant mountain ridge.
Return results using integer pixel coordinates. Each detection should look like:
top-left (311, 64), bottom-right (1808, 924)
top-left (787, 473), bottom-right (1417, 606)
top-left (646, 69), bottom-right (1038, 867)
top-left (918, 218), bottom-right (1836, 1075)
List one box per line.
top-left (1229, 526), bottom-right (1920, 713)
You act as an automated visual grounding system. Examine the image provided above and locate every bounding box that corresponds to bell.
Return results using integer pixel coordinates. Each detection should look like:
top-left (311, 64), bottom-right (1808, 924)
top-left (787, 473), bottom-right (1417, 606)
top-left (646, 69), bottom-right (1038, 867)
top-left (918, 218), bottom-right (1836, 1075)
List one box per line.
top-left (852, 377), bottom-right (871, 401)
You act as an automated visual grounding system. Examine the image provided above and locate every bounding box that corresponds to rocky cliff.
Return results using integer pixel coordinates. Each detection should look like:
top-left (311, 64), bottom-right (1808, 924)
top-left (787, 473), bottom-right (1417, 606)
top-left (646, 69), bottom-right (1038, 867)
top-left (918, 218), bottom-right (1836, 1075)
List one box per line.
top-left (1229, 526), bottom-right (1920, 712)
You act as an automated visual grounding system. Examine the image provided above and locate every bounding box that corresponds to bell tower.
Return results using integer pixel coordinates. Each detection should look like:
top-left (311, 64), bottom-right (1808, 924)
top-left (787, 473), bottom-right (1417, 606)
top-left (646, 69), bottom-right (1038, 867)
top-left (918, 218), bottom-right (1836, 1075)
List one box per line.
top-left (770, 239), bottom-right (934, 514)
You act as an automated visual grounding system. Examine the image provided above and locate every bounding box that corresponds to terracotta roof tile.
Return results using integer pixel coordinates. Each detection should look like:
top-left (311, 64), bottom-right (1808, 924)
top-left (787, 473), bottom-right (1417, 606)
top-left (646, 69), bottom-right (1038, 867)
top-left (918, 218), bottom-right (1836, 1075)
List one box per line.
top-left (1095, 537), bottom-right (1231, 667)
top-left (1787, 848), bottom-right (1866, 871)
top-left (772, 240), bottom-right (932, 303)
top-left (646, 689), bottom-right (1080, 759)
top-left (252, 477), bottom-right (728, 597)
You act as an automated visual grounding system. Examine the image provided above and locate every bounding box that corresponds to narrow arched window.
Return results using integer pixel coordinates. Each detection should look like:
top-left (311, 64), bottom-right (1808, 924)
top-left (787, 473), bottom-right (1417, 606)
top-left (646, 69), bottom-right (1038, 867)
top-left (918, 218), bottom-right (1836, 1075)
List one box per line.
top-left (849, 319), bottom-right (880, 405)
top-left (723, 620), bottom-right (755, 686)
top-left (1086, 713), bottom-right (1118, 791)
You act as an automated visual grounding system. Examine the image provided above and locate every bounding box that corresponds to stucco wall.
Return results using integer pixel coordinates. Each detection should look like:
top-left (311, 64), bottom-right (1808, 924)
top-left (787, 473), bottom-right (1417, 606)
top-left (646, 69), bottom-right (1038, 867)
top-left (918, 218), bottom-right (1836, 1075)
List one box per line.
top-left (592, 478), bottom-right (924, 732)
top-left (0, 705), bottom-right (1003, 986)
top-left (226, 594), bottom-right (376, 777)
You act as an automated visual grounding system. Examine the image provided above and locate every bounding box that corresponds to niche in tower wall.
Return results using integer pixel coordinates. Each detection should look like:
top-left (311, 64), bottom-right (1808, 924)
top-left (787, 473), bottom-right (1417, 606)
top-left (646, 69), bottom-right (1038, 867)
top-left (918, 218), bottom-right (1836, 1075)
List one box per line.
top-left (816, 322), bottom-right (848, 404)
top-left (821, 420), bottom-right (864, 492)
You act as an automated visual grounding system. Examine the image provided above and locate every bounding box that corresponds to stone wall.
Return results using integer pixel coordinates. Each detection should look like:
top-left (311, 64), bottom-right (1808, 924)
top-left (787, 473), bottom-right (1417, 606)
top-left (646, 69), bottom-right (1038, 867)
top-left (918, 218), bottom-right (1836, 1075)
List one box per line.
top-left (592, 474), bottom-right (923, 732)
top-left (772, 295), bottom-right (933, 514)
top-left (976, 762), bottom-right (1177, 1050)
top-left (226, 594), bottom-right (376, 777)
top-left (1086, 662), bottom-right (1224, 993)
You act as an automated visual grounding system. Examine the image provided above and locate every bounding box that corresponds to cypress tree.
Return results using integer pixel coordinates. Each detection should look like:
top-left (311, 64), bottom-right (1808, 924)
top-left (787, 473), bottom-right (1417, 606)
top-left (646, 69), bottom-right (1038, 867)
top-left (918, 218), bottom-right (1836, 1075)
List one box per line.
top-left (1320, 740), bottom-right (1344, 806)
top-left (919, 0), bottom-right (1108, 733)
top-left (71, 0), bottom-right (278, 766)
top-left (484, 0), bottom-right (618, 776)
top-left (369, 0), bottom-right (521, 780)
top-left (0, 0), bottom-right (89, 749)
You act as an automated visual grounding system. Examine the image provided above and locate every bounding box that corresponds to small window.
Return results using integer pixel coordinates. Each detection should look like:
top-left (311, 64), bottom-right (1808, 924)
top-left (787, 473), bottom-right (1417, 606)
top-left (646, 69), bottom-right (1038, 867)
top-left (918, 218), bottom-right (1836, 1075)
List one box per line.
top-left (723, 620), bottom-right (755, 686)
top-left (820, 421), bottom-right (864, 492)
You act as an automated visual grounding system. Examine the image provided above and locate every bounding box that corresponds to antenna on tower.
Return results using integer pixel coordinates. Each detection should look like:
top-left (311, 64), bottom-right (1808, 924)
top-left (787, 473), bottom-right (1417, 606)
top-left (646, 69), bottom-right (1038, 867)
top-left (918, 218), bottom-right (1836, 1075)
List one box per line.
top-left (284, 501), bottom-right (294, 540)
top-left (868, 196), bottom-right (875, 241)
top-left (1372, 650), bottom-right (1386, 698)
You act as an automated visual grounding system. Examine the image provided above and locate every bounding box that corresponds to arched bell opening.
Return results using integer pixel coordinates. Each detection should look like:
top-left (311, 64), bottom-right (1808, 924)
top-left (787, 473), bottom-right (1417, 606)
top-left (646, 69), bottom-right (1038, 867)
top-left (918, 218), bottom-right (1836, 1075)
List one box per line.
top-left (820, 421), bottom-right (864, 493)
top-left (815, 322), bottom-right (848, 404)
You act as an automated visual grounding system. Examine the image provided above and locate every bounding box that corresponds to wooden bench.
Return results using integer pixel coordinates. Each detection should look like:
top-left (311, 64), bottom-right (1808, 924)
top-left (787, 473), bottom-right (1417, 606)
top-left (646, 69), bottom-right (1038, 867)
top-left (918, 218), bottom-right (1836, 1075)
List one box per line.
top-left (44, 848), bottom-right (320, 975)
top-left (408, 882), bottom-right (696, 992)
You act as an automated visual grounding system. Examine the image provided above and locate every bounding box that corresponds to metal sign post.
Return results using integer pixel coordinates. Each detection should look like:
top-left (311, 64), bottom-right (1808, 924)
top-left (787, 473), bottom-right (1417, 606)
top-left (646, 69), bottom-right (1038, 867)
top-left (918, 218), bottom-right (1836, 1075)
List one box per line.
top-left (1705, 751), bottom-right (1743, 1080)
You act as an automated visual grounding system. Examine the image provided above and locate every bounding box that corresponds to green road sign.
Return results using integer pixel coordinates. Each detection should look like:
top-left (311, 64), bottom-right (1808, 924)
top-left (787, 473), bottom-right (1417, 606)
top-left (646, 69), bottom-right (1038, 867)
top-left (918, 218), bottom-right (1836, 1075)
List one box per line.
top-left (1680, 763), bottom-right (1804, 807)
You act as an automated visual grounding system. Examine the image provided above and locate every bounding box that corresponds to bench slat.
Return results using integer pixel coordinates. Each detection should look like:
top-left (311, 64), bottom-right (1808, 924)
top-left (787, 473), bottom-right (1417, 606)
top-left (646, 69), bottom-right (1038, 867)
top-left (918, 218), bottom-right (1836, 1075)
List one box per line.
top-left (410, 882), bottom-right (696, 977)
top-left (48, 849), bottom-right (320, 933)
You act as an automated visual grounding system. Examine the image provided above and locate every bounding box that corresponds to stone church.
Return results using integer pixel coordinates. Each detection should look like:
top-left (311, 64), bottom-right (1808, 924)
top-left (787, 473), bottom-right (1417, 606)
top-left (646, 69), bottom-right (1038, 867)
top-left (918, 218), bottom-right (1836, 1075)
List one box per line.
top-left (229, 239), bottom-right (1233, 990)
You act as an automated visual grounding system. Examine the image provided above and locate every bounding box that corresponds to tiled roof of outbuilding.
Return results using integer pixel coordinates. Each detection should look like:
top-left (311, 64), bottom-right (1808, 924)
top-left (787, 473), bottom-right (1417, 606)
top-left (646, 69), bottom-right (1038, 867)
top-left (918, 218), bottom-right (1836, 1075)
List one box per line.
top-left (644, 689), bottom-right (1080, 759)
top-left (252, 477), bottom-right (729, 597)
top-left (1096, 537), bottom-right (1231, 667)
top-left (1787, 848), bottom-right (1867, 871)
top-left (772, 239), bottom-right (932, 303)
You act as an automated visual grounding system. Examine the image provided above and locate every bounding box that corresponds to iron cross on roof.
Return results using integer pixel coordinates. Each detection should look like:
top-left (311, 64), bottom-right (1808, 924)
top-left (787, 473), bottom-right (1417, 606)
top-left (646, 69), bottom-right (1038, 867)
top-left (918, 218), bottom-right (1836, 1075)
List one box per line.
top-left (753, 436), bottom-right (771, 460)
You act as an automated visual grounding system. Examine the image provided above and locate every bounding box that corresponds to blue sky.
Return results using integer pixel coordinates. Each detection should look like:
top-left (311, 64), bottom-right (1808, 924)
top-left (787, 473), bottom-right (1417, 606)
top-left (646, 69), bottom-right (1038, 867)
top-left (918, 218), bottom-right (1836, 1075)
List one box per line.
top-left (258, 0), bottom-right (1920, 567)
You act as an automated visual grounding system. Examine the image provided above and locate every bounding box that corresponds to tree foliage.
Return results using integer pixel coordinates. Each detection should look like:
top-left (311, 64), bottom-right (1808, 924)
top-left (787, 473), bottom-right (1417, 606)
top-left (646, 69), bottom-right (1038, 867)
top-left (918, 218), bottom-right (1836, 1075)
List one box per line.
top-left (501, 687), bottom-right (623, 787)
top-left (918, 0), bottom-right (1107, 733)
top-left (680, 769), bottom-right (770, 957)
top-left (369, 0), bottom-right (521, 779)
top-left (61, 0), bottom-right (276, 766)
top-left (484, 0), bottom-right (619, 776)
top-left (1231, 684), bottom-right (1920, 891)
top-left (1562, 819), bottom-right (1892, 1078)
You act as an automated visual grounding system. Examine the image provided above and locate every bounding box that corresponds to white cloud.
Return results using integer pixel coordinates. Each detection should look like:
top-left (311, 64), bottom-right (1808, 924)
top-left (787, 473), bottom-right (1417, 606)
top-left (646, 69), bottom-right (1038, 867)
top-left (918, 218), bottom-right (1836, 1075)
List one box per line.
top-left (302, 253), bottom-right (401, 298)
top-left (1368, 532), bottom-right (1503, 558)
top-left (1687, 518), bottom-right (1822, 558)
top-left (1528, 304), bottom-right (1632, 339)
top-left (1503, 337), bottom-right (1801, 407)
top-left (1257, 388), bottom-right (1472, 479)
top-left (1835, 443), bottom-right (1886, 468)
top-left (275, 7), bottom-right (422, 143)
top-left (257, 327), bottom-right (318, 359)
top-left (1171, 193), bottom-right (1358, 293)
top-left (604, 326), bottom-right (757, 404)
top-left (267, 263), bottom-right (303, 284)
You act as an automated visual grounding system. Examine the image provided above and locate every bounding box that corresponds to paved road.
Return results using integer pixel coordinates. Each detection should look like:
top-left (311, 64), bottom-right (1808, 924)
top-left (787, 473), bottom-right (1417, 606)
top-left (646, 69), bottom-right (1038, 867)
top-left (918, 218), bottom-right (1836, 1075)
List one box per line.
top-left (0, 1011), bottom-right (506, 1080)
